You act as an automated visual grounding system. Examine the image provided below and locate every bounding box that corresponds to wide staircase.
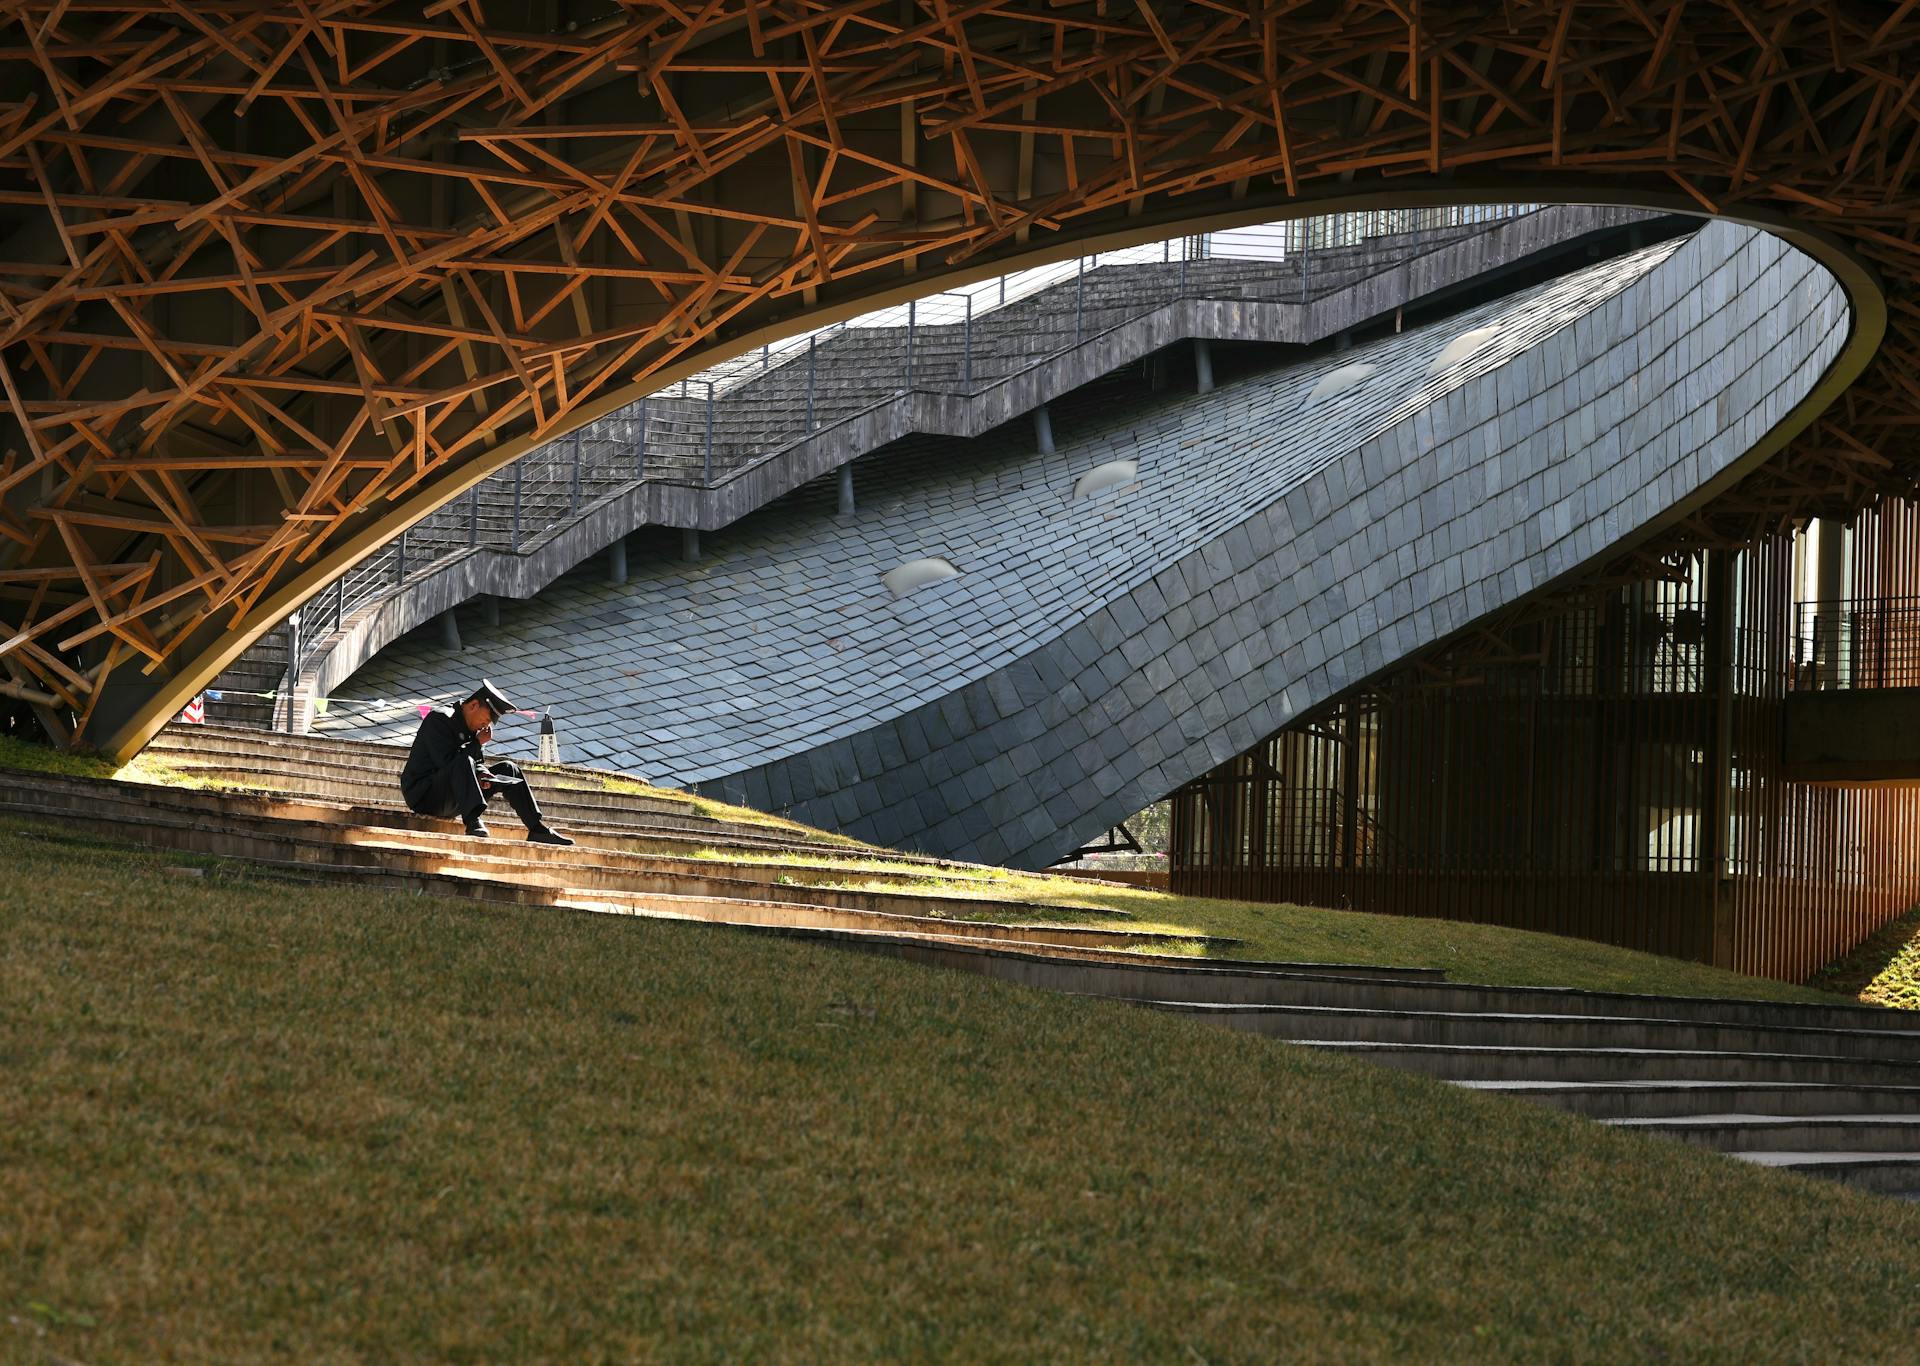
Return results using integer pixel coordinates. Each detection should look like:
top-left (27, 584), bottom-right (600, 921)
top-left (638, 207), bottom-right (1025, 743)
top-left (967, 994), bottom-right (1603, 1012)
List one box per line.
top-left (21, 724), bottom-right (1920, 1198)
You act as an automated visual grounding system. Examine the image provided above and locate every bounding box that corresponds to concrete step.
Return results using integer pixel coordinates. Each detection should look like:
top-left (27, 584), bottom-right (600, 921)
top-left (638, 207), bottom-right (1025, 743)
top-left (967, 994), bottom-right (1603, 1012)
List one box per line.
top-left (5, 772), bottom-right (1095, 930)
top-left (1155, 1001), bottom-right (1920, 1062)
top-left (0, 772), bottom-right (1212, 957)
top-left (1302, 1042), bottom-right (1920, 1088)
top-left (147, 725), bottom-right (969, 868)
top-left (1606, 1113), bottom-right (1920, 1154)
top-left (337, 823), bottom-right (1125, 927)
top-left (1728, 1151), bottom-right (1920, 1196)
top-left (1458, 1080), bottom-right (1920, 1120)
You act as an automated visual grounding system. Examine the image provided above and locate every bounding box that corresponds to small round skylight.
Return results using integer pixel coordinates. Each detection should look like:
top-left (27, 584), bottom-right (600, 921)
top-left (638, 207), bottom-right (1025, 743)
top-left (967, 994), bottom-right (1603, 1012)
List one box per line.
top-left (1072, 459), bottom-right (1139, 500)
top-left (883, 557), bottom-right (959, 599)
top-left (1427, 324), bottom-right (1500, 374)
top-left (1305, 361), bottom-right (1376, 404)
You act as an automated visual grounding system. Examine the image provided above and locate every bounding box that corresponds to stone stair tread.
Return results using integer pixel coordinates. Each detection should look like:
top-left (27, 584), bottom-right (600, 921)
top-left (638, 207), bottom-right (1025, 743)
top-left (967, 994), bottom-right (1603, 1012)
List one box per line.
top-left (1460, 1080), bottom-right (1920, 1094)
top-left (1150, 999), bottom-right (1920, 1044)
top-left (1608, 1113), bottom-right (1920, 1129)
top-left (1730, 1151), bottom-right (1920, 1167)
top-left (1300, 1041), bottom-right (1920, 1067)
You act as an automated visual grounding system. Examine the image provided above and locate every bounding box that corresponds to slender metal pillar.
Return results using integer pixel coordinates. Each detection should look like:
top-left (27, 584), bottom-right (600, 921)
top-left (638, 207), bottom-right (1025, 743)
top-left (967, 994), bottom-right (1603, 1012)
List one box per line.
top-left (806, 335), bottom-right (817, 431)
top-left (482, 596), bottom-right (500, 627)
top-left (703, 381), bottom-right (715, 483)
top-left (963, 293), bottom-right (973, 389)
top-left (681, 527), bottom-right (701, 562)
top-left (439, 609), bottom-right (462, 652)
top-left (609, 538), bottom-right (628, 585)
top-left (1194, 338), bottom-right (1215, 394)
top-left (1033, 404), bottom-right (1055, 455)
top-left (1815, 517), bottom-right (1846, 689)
top-left (837, 463), bottom-right (855, 517)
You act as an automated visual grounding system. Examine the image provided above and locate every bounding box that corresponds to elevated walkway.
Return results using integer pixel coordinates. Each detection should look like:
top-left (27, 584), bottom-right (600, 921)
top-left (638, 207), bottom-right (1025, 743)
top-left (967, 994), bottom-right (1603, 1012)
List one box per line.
top-left (4, 735), bottom-right (1915, 1197)
top-left (1784, 688), bottom-right (1920, 783)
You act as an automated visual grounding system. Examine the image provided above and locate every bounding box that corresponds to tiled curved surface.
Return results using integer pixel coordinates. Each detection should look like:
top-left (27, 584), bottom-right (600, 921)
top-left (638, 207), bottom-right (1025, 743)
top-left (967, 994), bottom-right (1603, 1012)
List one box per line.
top-left (324, 222), bottom-right (1848, 868)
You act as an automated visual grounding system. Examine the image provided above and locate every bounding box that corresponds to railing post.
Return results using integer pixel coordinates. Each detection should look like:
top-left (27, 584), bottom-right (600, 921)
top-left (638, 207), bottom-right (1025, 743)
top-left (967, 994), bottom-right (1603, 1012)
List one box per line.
top-left (905, 299), bottom-right (916, 389)
top-left (467, 488), bottom-right (477, 547)
top-left (511, 459), bottom-right (523, 549)
top-left (963, 293), bottom-right (973, 389)
top-left (806, 334), bottom-right (817, 432)
top-left (569, 429), bottom-right (582, 513)
top-left (1879, 595), bottom-right (1890, 689)
top-left (282, 611), bottom-right (300, 733)
top-left (636, 398), bottom-right (648, 480)
top-left (703, 379), bottom-right (715, 482)
top-left (1300, 227), bottom-right (1311, 303)
top-left (999, 274), bottom-right (1005, 306)
top-left (332, 578), bottom-right (344, 633)
top-left (1075, 255), bottom-right (1085, 342)
top-left (394, 531), bottom-right (406, 584)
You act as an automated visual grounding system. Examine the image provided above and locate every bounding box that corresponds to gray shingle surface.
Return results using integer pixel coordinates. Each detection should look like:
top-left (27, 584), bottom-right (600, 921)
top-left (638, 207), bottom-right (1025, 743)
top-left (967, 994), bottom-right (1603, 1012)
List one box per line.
top-left (320, 222), bottom-right (1844, 869)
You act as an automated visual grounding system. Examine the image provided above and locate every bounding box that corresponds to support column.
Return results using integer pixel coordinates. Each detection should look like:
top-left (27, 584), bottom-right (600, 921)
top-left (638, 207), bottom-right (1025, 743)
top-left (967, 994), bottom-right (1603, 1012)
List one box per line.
top-left (1814, 517), bottom-right (1846, 689)
top-left (609, 538), bottom-right (628, 585)
top-left (1033, 404), bottom-right (1055, 455)
top-left (439, 610), bottom-right (463, 652)
top-left (838, 463), bottom-right (855, 517)
top-left (1702, 549), bottom-right (1736, 968)
top-left (681, 528), bottom-right (701, 562)
top-left (1194, 337), bottom-right (1215, 394)
top-left (482, 596), bottom-right (500, 628)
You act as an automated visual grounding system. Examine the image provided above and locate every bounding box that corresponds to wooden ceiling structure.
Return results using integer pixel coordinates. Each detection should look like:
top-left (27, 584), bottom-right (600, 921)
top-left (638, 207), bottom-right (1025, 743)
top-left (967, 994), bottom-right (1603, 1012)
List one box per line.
top-left (1, 0), bottom-right (1918, 759)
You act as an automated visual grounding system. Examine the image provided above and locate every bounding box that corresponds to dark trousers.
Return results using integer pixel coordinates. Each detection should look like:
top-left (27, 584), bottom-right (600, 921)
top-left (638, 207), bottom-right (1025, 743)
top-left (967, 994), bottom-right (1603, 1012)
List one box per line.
top-left (405, 757), bottom-right (547, 831)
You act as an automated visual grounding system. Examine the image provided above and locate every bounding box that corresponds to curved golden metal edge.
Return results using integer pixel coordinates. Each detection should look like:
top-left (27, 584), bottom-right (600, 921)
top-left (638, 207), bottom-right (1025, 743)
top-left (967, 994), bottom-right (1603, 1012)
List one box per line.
top-left (95, 183), bottom-right (1888, 762)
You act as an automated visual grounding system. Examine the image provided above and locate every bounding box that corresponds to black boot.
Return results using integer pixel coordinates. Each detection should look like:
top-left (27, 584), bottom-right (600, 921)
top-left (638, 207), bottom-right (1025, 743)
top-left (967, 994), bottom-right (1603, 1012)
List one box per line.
top-left (463, 807), bottom-right (490, 838)
top-left (528, 825), bottom-right (574, 847)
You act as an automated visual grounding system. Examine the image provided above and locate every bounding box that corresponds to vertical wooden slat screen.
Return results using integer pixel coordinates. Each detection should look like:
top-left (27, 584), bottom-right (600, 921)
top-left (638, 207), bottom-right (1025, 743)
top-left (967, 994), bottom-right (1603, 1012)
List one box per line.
top-left (1170, 499), bottom-right (1920, 983)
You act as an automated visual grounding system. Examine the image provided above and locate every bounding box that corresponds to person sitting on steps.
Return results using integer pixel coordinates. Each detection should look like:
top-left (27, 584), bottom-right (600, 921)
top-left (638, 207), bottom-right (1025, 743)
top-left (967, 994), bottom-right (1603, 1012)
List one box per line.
top-left (400, 679), bottom-right (574, 846)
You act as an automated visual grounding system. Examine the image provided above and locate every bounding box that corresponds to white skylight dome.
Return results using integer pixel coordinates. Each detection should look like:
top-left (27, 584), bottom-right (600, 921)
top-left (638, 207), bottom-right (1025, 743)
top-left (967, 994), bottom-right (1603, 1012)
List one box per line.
top-left (882, 557), bottom-right (959, 599)
top-left (1072, 459), bottom-right (1139, 500)
top-left (1305, 361), bottom-right (1376, 404)
top-left (1427, 324), bottom-right (1501, 374)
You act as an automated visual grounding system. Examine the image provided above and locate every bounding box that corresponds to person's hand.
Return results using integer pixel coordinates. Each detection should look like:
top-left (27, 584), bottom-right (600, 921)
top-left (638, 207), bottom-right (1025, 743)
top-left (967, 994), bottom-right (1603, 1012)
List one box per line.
top-left (474, 723), bottom-right (493, 744)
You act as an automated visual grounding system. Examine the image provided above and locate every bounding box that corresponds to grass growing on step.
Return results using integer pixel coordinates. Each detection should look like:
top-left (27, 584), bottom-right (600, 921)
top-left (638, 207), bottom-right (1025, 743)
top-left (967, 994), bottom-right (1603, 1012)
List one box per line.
top-left (802, 864), bottom-right (1847, 1005)
top-left (1809, 904), bottom-right (1920, 1010)
top-left (0, 732), bottom-right (209, 791)
top-left (587, 770), bottom-right (871, 845)
top-left (4, 820), bottom-right (1919, 1361)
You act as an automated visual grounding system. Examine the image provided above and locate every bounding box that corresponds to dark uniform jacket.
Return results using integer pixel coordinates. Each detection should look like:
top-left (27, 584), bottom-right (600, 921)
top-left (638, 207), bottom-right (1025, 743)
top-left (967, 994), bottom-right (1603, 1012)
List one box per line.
top-left (401, 706), bottom-right (482, 817)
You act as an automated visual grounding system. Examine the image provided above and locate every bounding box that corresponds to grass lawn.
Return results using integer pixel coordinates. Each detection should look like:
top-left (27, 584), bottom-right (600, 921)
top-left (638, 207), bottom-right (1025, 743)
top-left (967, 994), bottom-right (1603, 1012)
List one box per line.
top-left (4, 820), bottom-right (1920, 1361)
top-left (1811, 904), bottom-right (1920, 1009)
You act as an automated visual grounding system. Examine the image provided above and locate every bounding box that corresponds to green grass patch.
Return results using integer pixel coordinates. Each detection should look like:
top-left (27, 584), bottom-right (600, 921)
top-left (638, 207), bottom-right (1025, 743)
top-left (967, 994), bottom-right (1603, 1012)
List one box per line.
top-left (587, 769), bottom-right (870, 845)
top-left (763, 861), bottom-right (1840, 1005)
top-left (2, 818), bottom-right (1918, 1360)
top-left (0, 732), bottom-right (206, 791)
top-left (1809, 904), bottom-right (1920, 1010)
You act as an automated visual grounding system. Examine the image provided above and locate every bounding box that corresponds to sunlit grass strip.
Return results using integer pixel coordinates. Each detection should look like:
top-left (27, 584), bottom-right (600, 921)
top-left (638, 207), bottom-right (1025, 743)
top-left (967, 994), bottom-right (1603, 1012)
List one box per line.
top-left (1809, 905), bottom-right (1920, 1010)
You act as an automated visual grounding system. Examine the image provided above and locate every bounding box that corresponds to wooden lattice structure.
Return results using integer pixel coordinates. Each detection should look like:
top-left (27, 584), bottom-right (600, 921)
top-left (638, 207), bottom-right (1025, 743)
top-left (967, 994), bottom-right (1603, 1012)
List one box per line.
top-left (2, 0), bottom-right (1920, 757)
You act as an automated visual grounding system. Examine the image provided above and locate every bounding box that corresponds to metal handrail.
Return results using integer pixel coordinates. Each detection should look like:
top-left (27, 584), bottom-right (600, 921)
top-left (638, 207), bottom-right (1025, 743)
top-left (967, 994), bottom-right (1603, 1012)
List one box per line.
top-left (1792, 595), bottom-right (1920, 691)
top-left (266, 205), bottom-right (1541, 719)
